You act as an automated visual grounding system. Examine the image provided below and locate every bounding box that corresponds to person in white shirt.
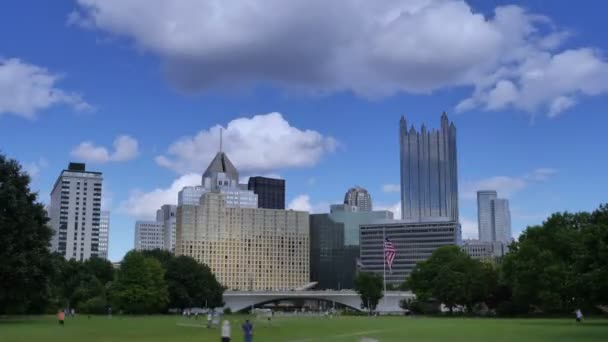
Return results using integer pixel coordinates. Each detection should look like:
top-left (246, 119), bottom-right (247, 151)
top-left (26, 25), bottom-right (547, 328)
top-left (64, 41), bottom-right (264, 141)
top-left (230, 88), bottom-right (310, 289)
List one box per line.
top-left (575, 309), bottom-right (583, 323)
top-left (221, 320), bottom-right (231, 342)
top-left (207, 312), bottom-right (213, 328)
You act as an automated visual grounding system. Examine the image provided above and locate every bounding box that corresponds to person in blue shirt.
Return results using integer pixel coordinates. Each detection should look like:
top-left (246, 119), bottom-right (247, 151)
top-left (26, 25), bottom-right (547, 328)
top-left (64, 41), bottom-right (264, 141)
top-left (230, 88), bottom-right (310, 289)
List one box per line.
top-left (242, 319), bottom-right (253, 342)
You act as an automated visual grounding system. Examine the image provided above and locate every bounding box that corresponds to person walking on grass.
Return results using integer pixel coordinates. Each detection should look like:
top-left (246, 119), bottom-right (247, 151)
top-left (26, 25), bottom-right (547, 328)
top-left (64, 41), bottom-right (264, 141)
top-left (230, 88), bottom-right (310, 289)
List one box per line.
top-left (242, 319), bottom-right (253, 342)
top-left (575, 309), bottom-right (583, 323)
top-left (221, 320), bottom-right (231, 342)
top-left (57, 310), bottom-right (65, 327)
top-left (207, 312), bottom-right (213, 328)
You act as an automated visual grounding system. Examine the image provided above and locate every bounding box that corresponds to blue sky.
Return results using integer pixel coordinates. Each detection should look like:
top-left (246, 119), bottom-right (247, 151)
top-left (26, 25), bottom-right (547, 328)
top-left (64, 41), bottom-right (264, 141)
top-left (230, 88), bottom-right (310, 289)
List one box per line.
top-left (1, 0), bottom-right (607, 261)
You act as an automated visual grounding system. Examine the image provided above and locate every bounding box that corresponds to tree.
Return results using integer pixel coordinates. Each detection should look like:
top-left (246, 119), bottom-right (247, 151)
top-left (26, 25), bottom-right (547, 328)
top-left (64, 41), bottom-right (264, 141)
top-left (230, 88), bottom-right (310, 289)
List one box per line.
top-left (110, 251), bottom-right (169, 313)
top-left (407, 245), bottom-right (496, 313)
top-left (141, 249), bottom-right (174, 270)
top-left (83, 257), bottom-right (114, 286)
top-left (0, 154), bottom-right (54, 314)
top-left (165, 255), bottom-right (224, 309)
top-left (354, 272), bottom-right (384, 312)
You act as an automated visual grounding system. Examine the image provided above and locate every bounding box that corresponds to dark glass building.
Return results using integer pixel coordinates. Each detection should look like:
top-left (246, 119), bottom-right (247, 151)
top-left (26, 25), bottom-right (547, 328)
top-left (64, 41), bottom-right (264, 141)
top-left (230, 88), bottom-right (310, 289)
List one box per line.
top-left (309, 214), bottom-right (359, 290)
top-left (247, 176), bottom-right (285, 209)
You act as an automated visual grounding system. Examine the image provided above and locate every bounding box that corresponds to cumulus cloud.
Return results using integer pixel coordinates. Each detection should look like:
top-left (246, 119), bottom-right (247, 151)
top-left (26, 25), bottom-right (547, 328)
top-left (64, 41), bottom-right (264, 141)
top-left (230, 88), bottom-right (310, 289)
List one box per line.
top-left (0, 58), bottom-right (92, 119)
top-left (376, 201), bottom-right (402, 220)
top-left (70, 0), bottom-right (608, 116)
top-left (461, 167), bottom-right (557, 199)
top-left (382, 184), bottom-right (400, 194)
top-left (156, 112), bottom-right (337, 174)
top-left (23, 158), bottom-right (48, 179)
top-left (119, 173), bottom-right (200, 219)
top-left (71, 135), bottom-right (140, 163)
top-left (287, 194), bottom-right (333, 213)
top-left (460, 216), bottom-right (478, 239)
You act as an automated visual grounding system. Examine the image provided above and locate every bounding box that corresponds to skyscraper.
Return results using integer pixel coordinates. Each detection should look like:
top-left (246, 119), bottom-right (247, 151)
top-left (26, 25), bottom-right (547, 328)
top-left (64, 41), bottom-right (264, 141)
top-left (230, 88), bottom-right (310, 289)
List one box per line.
top-left (344, 187), bottom-right (372, 212)
top-left (157, 204), bottom-right (177, 252)
top-left (49, 163), bottom-right (104, 260)
top-left (477, 190), bottom-right (497, 241)
top-left (399, 113), bottom-right (458, 222)
top-left (477, 191), bottom-right (512, 243)
top-left (134, 221), bottom-right (165, 251)
top-left (99, 211), bottom-right (110, 259)
top-left (248, 176), bottom-right (286, 209)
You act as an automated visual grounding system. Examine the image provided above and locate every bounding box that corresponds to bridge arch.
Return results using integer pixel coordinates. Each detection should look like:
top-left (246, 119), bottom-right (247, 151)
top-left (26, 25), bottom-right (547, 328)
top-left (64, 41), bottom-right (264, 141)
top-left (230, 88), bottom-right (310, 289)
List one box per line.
top-left (233, 296), bottom-right (362, 313)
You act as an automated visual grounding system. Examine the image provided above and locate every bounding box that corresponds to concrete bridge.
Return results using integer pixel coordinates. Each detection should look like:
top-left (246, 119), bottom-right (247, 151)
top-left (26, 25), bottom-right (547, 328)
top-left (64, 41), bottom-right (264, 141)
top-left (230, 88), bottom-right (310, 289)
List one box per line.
top-left (223, 290), bottom-right (414, 313)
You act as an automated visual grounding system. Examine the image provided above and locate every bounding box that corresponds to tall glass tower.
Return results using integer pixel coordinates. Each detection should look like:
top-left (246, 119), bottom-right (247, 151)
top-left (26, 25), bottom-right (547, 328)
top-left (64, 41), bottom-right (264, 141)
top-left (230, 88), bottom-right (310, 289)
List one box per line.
top-left (399, 112), bottom-right (459, 222)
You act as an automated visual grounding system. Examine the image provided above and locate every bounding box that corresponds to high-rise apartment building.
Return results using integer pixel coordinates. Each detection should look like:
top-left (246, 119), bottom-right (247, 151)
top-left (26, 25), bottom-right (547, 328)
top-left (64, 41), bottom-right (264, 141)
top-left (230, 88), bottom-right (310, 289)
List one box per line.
top-left (156, 204), bottom-right (177, 252)
top-left (134, 221), bottom-right (165, 251)
top-left (99, 211), bottom-right (110, 259)
top-left (344, 187), bottom-right (372, 212)
top-left (248, 176), bottom-right (285, 209)
top-left (176, 149), bottom-right (309, 291)
top-left (477, 191), bottom-right (512, 243)
top-left (400, 113), bottom-right (458, 222)
top-left (49, 163), bottom-right (104, 260)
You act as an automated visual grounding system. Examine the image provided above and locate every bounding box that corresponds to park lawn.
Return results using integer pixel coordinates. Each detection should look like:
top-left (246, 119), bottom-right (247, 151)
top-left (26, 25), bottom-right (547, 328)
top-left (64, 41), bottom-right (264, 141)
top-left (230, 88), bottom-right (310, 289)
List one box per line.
top-left (1, 315), bottom-right (607, 342)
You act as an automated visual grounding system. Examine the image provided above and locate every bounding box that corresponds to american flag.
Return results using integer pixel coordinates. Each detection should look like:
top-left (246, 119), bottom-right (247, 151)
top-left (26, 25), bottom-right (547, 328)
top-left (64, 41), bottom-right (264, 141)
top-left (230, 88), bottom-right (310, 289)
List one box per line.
top-left (384, 237), bottom-right (396, 272)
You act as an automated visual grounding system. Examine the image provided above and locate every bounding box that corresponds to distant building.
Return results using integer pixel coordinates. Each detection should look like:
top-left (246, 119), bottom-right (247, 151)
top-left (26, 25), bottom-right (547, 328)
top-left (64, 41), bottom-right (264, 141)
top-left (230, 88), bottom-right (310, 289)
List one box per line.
top-left (49, 162), bottom-right (104, 260)
top-left (99, 211), bottom-right (110, 259)
top-left (134, 221), bottom-right (165, 251)
top-left (359, 220), bottom-right (460, 286)
top-left (156, 204), bottom-right (177, 253)
top-left (462, 239), bottom-right (508, 261)
top-left (248, 176), bottom-right (286, 209)
top-left (310, 209), bottom-right (393, 290)
top-left (344, 187), bottom-right (372, 212)
top-left (477, 191), bottom-right (512, 243)
top-left (400, 113), bottom-right (459, 222)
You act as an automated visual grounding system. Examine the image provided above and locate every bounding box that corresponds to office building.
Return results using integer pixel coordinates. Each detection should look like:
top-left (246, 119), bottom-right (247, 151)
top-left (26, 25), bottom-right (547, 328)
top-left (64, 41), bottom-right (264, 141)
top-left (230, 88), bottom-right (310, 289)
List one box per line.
top-left (359, 220), bottom-right (460, 286)
top-left (134, 221), bottom-right (165, 251)
top-left (99, 211), bottom-right (110, 259)
top-left (49, 163), bottom-right (104, 261)
top-left (400, 113), bottom-right (459, 222)
top-left (344, 187), bottom-right (372, 212)
top-left (248, 176), bottom-right (286, 209)
top-left (462, 239), bottom-right (508, 261)
top-left (477, 191), bottom-right (512, 243)
top-left (310, 208), bottom-right (393, 289)
top-left (156, 204), bottom-right (177, 252)
top-left (176, 149), bottom-right (309, 291)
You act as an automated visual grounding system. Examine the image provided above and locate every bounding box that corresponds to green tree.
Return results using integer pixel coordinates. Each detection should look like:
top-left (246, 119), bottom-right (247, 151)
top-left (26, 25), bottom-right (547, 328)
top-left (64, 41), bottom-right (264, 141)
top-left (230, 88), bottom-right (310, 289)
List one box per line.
top-left (110, 251), bottom-right (169, 313)
top-left (0, 154), bottom-right (54, 314)
top-left (165, 255), bottom-right (224, 309)
top-left (354, 272), bottom-right (384, 312)
top-left (141, 249), bottom-right (174, 269)
top-left (83, 257), bottom-right (114, 285)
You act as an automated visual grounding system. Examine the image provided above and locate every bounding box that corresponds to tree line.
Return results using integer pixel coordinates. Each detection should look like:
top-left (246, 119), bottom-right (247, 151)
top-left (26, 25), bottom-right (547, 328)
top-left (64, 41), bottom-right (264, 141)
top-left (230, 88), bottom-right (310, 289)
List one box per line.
top-left (355, 204), bottom-right (608, 315)
top-left (0, 154), bottom-right (223, 315)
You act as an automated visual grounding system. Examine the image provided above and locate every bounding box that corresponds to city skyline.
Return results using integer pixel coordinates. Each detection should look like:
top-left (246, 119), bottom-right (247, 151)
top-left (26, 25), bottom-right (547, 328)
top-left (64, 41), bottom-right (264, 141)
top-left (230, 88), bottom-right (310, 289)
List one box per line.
top-left (3, 1), bottom-right (608, 261)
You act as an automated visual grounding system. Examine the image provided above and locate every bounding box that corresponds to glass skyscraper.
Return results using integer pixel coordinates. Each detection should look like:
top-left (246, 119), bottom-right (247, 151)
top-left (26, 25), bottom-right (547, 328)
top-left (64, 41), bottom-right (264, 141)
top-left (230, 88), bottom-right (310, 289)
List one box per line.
top-left (399, 112), bottom-right (458, 222)
top-left (477, 191), bottom-right (512, 244)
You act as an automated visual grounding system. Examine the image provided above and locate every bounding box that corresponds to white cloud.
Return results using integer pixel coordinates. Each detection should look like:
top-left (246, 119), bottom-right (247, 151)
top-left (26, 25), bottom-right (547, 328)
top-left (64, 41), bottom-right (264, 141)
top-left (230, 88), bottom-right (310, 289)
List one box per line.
top-left (382, 184), bottom-right (400, 194)
top-left (23, 158), bottom-right (48, 179)
top-left (288, 195), bottom-right (312, 212)
top-left (119, 173), bottom-right (200, 219)
top-left (71, 135), bottom-right (140, 163)
top-left (0, 58), bottom-right (91, 119)
top-left (376, 201), bottom-right (402, 220)
top-left (156, 112), bottom-right (337, 174)
top-left (71, 0), bottom-right (608, 116)
top-left (460, 216), bottom-right (478, 239)
top-left (462, 167), bottom-right (557, 199)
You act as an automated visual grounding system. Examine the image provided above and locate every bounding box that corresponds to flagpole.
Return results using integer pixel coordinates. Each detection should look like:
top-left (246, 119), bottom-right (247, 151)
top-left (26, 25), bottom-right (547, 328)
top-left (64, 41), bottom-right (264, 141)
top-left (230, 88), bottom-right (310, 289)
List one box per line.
top-left (383, 226), bottom-right (387, 310)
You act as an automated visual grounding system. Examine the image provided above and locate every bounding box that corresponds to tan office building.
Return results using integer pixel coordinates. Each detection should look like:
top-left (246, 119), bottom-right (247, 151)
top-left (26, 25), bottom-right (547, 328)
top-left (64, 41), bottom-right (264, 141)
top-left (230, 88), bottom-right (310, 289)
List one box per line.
top-left (177, 186), bottom-right (309, 291)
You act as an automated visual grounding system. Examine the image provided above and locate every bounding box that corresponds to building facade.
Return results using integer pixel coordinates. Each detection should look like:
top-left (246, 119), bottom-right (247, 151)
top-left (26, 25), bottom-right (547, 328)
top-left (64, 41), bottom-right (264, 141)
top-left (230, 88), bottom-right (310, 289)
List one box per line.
top-left (248, 176), bottom-right (286, 209)
top-left (344, 187), bottom-right (372, 212)
top-left (99, 211), bottom-right (110, 259)
top-left (359, 220), bottom-right (460, 286)
top-left (157, 204), bottom-right (177, 252)
top-left (462, 239), bottom-right (508, 261)
top-left (134, 221), bottom-right (165, 251)
top-left (49, 163), bottom-right (104, 260)
top-left (477, 191), bottom-right (512, 243)
top-left (177, 192), bottom-right (309, 291)
top-left (399, 113), bottom-right (459, 222)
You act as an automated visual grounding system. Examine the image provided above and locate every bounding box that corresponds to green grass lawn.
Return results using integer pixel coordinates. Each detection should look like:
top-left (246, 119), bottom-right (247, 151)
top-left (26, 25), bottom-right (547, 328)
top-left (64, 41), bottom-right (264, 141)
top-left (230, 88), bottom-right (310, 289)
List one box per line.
top-left (1, 315), bottom-right (607, 341)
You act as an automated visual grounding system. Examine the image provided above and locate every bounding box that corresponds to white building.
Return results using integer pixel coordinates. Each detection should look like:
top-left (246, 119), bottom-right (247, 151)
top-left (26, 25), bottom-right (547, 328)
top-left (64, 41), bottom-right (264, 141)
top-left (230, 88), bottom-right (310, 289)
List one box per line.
top-left (134, 221), bottom-right (165, 251)
top-left (477, 191), bottom-right (512, 244)
top-left (99, 211), bottom-right (110, 259)
top-left (49, 163), bottom-right (104, 260)
top-left (462, 239), bottom-right (508, 260)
